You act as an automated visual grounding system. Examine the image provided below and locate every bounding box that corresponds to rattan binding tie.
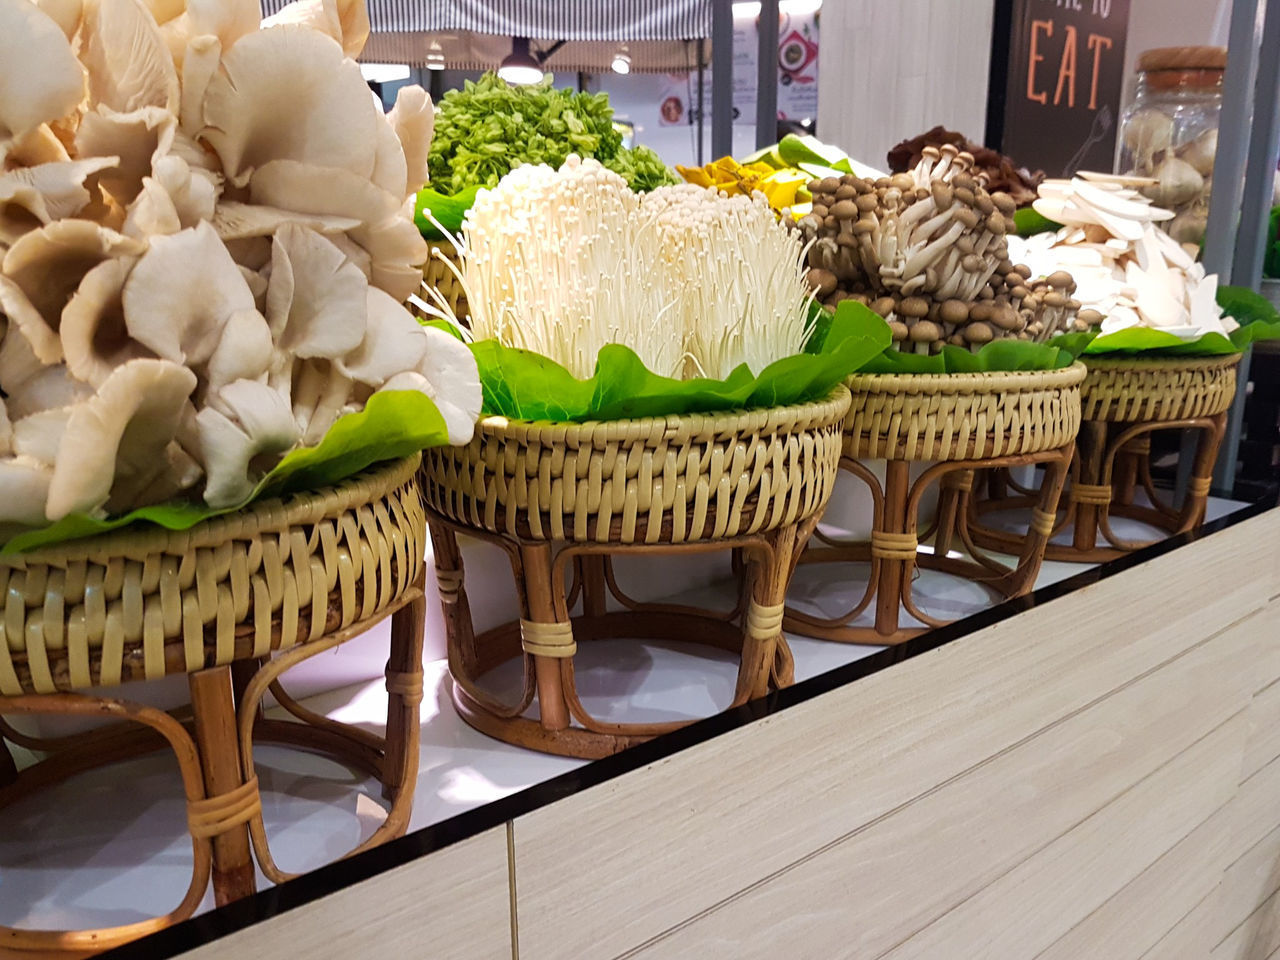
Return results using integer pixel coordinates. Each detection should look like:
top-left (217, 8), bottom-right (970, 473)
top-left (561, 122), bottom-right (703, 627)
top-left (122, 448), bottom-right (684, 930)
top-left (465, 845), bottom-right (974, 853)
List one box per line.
top-left (1030, 508), bottom-right (1058, 538)
top-left (187, 777), bottom-right (261, 840)
top-left (871, 530), bottom-right (920, 561)
top-left (942, 471), bottom-right (974, 492)
top-left (1188, 476), bottom-right (1213, 497)
top-left (434, 568), bottom-right (464, 601)
top-left (1070, 483), bottom-right (1114, 505)
top-left (520, 619), bottom-right (576, 658)
top-left (1122, 437), bottom-right (1153, 455)
top-left (745, 601), bottom-right (785, 640)
top-left (385, 669), bottom-right (424, 704)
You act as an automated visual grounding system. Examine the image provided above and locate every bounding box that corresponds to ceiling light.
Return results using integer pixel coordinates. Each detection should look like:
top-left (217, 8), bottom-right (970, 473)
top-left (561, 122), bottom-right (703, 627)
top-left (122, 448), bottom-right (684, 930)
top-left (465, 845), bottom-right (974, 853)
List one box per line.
top-left (611, 52), bottom-right (631, 74)
top-left (733, 0), bottom-right (823, 16)
top-left (359, 63), bottom-right (411, 84)
top-left (498, 37), bottom-right (543, 85)
top-left (426, 52), bottom-right (445, 71)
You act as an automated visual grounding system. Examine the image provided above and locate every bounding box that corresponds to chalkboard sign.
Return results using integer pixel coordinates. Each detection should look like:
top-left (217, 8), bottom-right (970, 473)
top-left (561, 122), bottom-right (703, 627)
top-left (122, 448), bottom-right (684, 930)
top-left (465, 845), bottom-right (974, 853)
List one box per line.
top-left (985, 0), bottom-right (1131, 178)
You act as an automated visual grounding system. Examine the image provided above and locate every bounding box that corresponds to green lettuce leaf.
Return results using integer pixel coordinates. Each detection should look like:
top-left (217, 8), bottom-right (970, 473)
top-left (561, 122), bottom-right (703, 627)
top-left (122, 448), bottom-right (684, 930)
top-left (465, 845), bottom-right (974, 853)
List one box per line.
top-left (860, 338), bottom-right (1077, 374)
top-left (1013, 207), bottom-right (1062, 236)
top-left (414, 184), bottom-right (481, 241)
top-left (471, 300), bottom-right (892, 422)
top-left (2, 390), bottom-right (450, 554)
top-left (1047, 284), bottom-right (1280, 358)
top-left (777, 134), bottom-right (854, 174)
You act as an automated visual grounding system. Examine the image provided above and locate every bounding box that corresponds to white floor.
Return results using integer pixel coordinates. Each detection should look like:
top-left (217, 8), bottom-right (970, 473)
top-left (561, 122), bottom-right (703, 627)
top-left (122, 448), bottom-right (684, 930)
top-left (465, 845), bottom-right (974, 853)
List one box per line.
top-left (0, 498), bottom-right (1246, 933)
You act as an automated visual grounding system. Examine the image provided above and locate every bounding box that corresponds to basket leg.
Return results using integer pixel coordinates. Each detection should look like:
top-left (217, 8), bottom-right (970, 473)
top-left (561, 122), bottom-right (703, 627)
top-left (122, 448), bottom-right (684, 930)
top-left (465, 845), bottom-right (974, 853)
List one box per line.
top-left (1008, 445), bottom-right (1073, 594)
top-left (874, 460), bottom-right (912, 638)
top-left (189, 666), bottom-right (256, 906)
top-left (521, 544), bottom-right (571, 731)
top-left (736, 526), bottom-right (796, 702)
top-left (934, 469), bottom-right (973, 557)
top-left (429, 519), bottom-right (481, 681)
top-left (382, 583), bottom-right (426, 804)
top-left (1179, 413), bottom-right (1228, 533)
top-left (1072, 421), bottom-right (1108, 553)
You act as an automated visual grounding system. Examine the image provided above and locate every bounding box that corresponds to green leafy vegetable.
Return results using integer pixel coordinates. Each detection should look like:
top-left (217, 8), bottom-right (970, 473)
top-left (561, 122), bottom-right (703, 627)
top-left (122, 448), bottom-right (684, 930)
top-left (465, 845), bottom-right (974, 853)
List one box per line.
top-left (1265, 206), bottom-right (1280, 280)
top-left (1013, 206), bottom-right (1062, 236)
top-left (860, 339), bottom-right (1078, 374)
top-left (426, 72), bottom-right (677, 198)
top-left (415, 185), bottom-right (481, 240)
top-left (776, 134), bottom-right (854, 174)
top-left (470, 300), bottom-right (891, 422)
top-left (2, 391), bottom-right (450, 554)
top-left (1047, 284), bottom-right (1280, 358)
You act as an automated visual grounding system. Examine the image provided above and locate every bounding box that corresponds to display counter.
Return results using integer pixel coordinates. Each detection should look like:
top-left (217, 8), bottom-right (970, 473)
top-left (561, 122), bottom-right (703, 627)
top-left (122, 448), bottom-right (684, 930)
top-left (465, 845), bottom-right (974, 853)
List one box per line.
top-left (79, 494), bottom-right (1280, 960)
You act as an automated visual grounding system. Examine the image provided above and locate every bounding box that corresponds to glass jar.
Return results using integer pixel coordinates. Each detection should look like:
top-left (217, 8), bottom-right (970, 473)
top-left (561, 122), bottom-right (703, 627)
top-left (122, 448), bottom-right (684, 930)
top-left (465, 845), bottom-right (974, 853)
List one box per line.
top-left (1116, 45), bottom-right (1224, 244)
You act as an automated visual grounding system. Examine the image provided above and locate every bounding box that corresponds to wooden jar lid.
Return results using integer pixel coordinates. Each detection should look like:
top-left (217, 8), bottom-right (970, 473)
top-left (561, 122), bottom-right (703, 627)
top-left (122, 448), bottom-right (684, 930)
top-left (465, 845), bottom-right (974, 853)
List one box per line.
top-left (1138, 46), bottom-right (1227, 72)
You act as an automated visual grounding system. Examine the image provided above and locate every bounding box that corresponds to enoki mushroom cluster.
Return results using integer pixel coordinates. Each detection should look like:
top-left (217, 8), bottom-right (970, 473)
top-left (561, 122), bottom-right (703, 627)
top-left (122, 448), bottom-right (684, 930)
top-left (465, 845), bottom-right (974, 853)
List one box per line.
top-left (795, 145), bottom-right (1093, 353)
top-left (454, 157), bottom-right (814, 381)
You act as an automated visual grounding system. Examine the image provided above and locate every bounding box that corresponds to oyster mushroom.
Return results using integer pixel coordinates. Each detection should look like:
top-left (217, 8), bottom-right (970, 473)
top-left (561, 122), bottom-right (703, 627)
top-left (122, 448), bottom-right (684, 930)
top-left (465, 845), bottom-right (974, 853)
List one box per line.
top-left (0, 457), bottom-right (54, 528)
top-left (196, 378), bottom-right (300, 507)
top-left (386, 85), bottom-right (433, 200)
top-left (122, 220), bottom-right (258, 366)
top-left (179, 35), bottom-right (221, 137)
top-left (379, 326), bottom-right (481, 446)
top-left (75, 105), bottom-right (178, 206)
top-left (0, 0), bottom-right (86, 163)
top-left (265, 223), bottom-right (367, 358)
top-left (289, 358), bottom-right (353, 444)
top-left (61, 255), bottom-right (155, 386)
top-left (212, 201), bottom-right (361, 241)
top-left (370, 114), bottom-right (409, 205)
top-left (200, 25), bottom-right (377, 187)
top-left (79, 0), bottom-right (179, 114)
top-left (2, 220), bottom-right (144, 361)
top-left (346, 211), bottom-right (429, 302)
top-left (262, 0), bottom-right (370, 59)
top-left (45, 357), bottom-right (197, 519)
top-left (337, 286), bottom-right (428, 385)
top-left (123, 154), bottom-right (220, 238)
top-left (12, 407), bottom-right (73, 464)
top-left (247, 159), bottom-right (399, 224)
top-left (0, 158), bottom-right (122, 245)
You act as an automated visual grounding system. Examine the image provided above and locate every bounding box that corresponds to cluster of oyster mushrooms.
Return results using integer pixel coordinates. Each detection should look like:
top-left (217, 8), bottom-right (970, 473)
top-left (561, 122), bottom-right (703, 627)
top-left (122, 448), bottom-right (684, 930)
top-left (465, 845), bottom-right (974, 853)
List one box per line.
top-left (1009, 175), bottom-right (1236, 338)
top-left (0, 0), bottom-right (480, 532)
top-left (795, 145), bottom-right (1091, 354)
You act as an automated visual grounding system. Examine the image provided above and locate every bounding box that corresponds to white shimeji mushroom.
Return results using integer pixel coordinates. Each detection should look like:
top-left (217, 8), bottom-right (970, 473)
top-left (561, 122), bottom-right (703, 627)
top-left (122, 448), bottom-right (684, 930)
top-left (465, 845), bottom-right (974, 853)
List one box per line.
top-left (0, 0), bottom-right (85, 164)
top-left (200, 25), bottom-right (376, 187)
top-left (45, 357), bottom-right (197, 519)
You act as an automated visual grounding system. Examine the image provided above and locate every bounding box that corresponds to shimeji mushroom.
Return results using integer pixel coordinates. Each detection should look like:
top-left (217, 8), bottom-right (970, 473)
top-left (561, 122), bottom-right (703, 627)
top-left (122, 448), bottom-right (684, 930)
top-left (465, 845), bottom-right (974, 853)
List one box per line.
top-left (196, 378), bottom-right (301, 507)
top-left (199, 25), bottom-right (377, 187)
top-left (0, 0), bottom-right (85, 164)
top-left (2, 220), bottom-right (144, 362)
top-left (45, 357), bottom-right (197, 519)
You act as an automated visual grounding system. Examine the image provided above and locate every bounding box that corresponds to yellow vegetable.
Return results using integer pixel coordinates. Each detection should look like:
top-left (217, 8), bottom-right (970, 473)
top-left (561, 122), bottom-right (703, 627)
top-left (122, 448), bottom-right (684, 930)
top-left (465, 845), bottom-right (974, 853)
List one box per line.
top-left (676, 155), bottom-right (812, 214)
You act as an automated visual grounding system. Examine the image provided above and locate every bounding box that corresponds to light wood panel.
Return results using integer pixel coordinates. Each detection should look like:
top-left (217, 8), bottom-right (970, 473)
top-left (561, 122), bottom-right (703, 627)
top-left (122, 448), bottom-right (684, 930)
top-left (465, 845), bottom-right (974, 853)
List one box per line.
top-left (1040, 740), bottom-right (1280, 960)
top-left (1245, 677), bottom-right (1280, 780)
top-left (1142, 888), bottom-right (1226, 960)
top-left (512, 518), bottom-right (1276, 960)
top-left (1215, 885), bottom-right (1280, 960)
top-left (627, 624), bottom-right (1255, 960)
top-left (175, 828), bottom-right (512, 960)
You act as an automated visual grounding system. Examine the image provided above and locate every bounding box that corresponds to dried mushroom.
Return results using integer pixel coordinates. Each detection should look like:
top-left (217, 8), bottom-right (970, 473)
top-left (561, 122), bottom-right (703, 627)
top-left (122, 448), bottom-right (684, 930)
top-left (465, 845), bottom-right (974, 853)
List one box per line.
top-left (0, 0), bottom-right (481, 532)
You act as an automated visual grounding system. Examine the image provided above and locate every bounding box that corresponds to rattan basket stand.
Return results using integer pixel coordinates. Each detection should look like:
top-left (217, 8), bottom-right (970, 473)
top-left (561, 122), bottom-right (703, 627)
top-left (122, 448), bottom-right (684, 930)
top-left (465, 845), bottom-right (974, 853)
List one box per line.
top-left (421, 389), bottom-right (851, 760)
top-left (783, 365), bottom-right (1085, 645)
top-left (966, 354), bottom-right (1240, 562)
top-left (0, 456), bottom-right (427, 954)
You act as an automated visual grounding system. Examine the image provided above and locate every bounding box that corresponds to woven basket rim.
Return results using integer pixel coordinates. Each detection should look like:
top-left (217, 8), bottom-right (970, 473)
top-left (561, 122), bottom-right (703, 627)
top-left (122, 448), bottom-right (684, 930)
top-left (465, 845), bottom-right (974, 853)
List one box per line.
top-left (2, 454), bottom-right (422, 567)
top-left (845, 361), bottom-right (1086, 395)
top-left (1082, 353), bottom-right (1243, 372)
top-left (473, 384), bottom-right (853, 439)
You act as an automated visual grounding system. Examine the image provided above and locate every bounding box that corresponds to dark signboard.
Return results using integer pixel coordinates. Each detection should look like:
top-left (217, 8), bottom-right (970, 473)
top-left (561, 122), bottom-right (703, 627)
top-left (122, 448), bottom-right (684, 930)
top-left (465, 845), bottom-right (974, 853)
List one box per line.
top-left (986, 0), bottom-right (1131, 178)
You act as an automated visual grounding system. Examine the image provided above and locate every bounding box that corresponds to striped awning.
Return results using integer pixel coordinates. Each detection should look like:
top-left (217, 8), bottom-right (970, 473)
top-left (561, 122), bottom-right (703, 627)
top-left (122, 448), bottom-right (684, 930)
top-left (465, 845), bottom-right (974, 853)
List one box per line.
top-left (260, 0), bottom-right (713, 41)
top-left (359, 32), bottom-right (705, 71)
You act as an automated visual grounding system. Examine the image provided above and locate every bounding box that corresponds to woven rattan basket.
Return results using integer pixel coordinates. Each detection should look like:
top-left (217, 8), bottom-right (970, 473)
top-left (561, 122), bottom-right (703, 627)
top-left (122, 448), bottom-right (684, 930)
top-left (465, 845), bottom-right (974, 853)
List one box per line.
top-left (1080, 354), bottom-right (1240, 422)
top-left (842, 363), bottom-right (1087, 461)
top-left (421, 387), bottom-right (852, 545)
top-left (0, 455), bottom-right (425, 696)
top-left (419, 239), bottom-right (468, 321)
